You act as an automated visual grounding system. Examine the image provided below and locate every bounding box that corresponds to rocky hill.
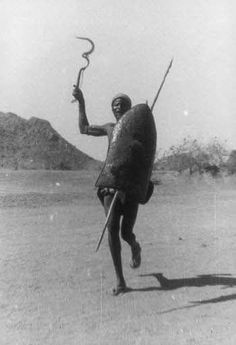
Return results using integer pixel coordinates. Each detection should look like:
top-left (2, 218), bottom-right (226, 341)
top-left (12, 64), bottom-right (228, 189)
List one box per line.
top-left (0, 112), bottom-right (102, 170)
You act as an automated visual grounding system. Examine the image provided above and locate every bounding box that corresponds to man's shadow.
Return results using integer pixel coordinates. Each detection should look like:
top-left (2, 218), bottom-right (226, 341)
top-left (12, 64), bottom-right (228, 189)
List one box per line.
top-left (126, 273), bottom-right (236, 308)
top-left (140, 273), bottom-right (236, 290)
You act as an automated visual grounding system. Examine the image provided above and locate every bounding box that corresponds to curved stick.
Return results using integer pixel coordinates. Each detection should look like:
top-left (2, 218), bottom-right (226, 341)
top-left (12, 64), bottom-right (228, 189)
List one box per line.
top-left (74, 36), bottom-right (95, 89)
top-left (72, 36), bottom-right (95, 102)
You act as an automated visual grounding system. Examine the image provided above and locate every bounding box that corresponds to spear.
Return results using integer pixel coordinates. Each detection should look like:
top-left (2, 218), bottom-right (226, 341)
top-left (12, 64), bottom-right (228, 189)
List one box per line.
top-left (95, 191), bottom-right (121, 252)
top-left (150, 58), bottom-right (173, 112)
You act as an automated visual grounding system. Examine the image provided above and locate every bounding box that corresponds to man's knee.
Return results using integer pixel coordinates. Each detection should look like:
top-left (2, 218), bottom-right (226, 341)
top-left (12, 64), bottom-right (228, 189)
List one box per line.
top-left (121, 216), bottom-right (136, 244)
top-left (107, 211), bottom-right (120, 237)
top-left (121, 232), bottom-right (130, 244)
top-left (108, 223), bottom-right (121, 251)
top-left (121, 228), bottom-right (135, 243)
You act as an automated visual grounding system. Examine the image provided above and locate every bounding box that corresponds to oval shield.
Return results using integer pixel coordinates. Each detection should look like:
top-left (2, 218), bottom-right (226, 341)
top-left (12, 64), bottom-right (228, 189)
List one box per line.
top-left (95, 103), bottom-right (157, 203)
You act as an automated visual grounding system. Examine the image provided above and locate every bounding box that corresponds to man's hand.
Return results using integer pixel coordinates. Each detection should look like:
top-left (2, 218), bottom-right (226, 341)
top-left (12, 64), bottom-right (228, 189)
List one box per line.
top-left (72, 87), bottom-right (84, 104)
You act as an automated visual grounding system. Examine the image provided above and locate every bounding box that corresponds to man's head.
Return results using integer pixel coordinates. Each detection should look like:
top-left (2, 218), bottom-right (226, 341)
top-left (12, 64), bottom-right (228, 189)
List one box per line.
top-left (111, 93), bottom-right (132, 121)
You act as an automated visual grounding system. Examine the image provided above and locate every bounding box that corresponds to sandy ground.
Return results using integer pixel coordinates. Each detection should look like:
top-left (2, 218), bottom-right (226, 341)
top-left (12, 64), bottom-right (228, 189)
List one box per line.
top-left (0, 170), bottom-right (235, 345)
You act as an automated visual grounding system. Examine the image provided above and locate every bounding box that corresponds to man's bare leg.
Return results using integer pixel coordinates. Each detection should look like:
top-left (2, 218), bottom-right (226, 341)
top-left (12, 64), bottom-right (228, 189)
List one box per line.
top-left (121, 200), bottom-right (142, 269)
top-left (104, 194), bottom-right (127, 295)
top-left (108, 230), bottom-right (127, 295)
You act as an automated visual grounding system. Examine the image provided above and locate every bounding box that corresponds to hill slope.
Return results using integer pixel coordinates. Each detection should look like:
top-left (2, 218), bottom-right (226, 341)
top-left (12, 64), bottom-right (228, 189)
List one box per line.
top-left (0, 112), bottom-right (101, 170)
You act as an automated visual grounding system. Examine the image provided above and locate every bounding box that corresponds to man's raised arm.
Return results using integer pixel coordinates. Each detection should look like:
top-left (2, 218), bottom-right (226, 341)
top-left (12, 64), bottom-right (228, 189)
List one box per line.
top-left (72, 87), bottom-right (89, 134)
top-left (73, 87), bottom-right (107, 136)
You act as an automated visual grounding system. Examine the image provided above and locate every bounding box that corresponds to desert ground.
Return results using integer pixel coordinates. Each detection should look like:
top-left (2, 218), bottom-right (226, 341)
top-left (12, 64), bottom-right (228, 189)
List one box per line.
top-left (0, 169), bottom-right (235, 345)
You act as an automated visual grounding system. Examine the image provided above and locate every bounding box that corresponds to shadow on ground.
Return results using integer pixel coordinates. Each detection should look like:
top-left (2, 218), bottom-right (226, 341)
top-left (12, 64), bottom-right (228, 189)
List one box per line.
top-left (140, 273), bottom-right (236, 290)
top-left (125, 273), bottom-right (236, 312)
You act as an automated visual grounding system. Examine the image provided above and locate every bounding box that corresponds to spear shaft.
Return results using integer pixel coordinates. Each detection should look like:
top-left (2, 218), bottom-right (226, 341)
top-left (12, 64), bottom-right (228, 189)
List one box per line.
top-left (95, 191), bottom-right (120, 252)
top-left (150, 58), bottom-right (173, 112)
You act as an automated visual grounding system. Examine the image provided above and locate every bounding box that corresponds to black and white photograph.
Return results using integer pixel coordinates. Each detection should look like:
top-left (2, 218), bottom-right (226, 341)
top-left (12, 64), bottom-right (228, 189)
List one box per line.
top-left (0, 1), bottom-right (235, 344)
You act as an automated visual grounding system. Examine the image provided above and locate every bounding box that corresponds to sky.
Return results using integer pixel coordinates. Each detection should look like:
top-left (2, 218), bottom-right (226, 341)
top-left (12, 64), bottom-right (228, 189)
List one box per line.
top-left (0, 0), bottom-right (235, 160)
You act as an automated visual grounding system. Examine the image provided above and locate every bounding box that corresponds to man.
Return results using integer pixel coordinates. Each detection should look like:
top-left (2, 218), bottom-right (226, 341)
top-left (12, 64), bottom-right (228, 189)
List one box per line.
top-left (73, 87), bottom-right (142, 296)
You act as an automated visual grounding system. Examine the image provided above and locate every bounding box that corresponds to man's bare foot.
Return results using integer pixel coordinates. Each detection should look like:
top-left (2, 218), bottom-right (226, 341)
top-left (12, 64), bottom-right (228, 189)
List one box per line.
top-left (130, 241), bottom-right (141, 269)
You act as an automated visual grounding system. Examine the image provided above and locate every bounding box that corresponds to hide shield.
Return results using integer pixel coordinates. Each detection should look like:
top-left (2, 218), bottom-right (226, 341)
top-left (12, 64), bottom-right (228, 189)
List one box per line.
top-left (95, 104), bottom-right (157, 204)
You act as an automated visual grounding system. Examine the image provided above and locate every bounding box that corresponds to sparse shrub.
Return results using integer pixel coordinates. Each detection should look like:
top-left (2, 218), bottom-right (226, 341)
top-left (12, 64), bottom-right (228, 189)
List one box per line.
top-left (203, 164), bottom-right (220, 177)
top-left (227, 150), bottom-right (236, 174)
top-left (155, 137), bottom-right (229, 176)
top-left (204, 137), bottom-right (228, 167)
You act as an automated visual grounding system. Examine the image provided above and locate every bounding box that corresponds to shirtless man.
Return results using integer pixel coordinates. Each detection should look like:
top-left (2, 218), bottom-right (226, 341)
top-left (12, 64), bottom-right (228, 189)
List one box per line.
top-left (73, 87), bottom-right (142, 295)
